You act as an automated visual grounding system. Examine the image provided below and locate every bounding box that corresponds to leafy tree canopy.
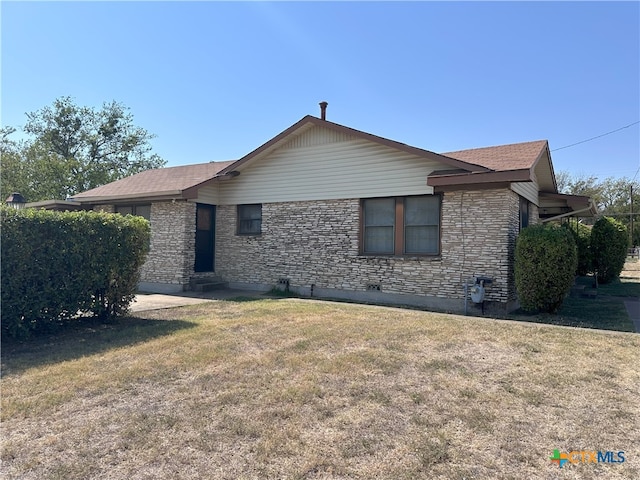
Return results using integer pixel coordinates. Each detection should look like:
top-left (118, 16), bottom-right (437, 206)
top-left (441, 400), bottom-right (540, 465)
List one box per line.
top-left (1, 97), bottom-right (166, 202)
top-left (556, 170), bottom-right (639, 246)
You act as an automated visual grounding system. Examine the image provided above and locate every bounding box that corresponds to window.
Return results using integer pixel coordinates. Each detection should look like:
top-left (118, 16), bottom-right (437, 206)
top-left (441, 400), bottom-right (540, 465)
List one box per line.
top-left (116, 204), bottom-right (151, 220)
top-left (237, 204), bottom-right (262, 235)
top-left (363, 198), bottom-right (395, 253)
top-left (404, 196), bottom-right (440, 254)
top-left (362, 195), bottom-right (440, 255)
top-left (519, 197), bottom-right (529, 230)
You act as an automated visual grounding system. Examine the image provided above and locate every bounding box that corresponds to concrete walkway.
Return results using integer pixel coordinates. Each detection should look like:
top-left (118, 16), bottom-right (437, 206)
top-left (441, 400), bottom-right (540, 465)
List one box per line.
top-left (130, 289), bottom-right (265, 312)
top-left (623, 299), bottom-right (640, 333)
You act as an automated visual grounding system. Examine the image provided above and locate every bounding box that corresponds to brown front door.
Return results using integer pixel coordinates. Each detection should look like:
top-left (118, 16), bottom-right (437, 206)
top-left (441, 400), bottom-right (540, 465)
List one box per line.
top-left (195, 204), bottom-right (215, 272)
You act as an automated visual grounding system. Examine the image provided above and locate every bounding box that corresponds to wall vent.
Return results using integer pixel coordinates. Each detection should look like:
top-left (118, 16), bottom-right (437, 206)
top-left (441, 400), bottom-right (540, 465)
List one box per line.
top-left (366, 284), bottom-right (381, 291)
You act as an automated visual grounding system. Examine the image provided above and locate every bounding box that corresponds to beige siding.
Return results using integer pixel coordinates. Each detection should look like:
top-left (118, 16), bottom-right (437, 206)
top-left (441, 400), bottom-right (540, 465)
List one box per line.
top-left (215, 136), bottom-right (445, 205)
top-left (194, 185), bottom-right (220, 205)
top-left (279, 125), bottom-right (355, 149)
top-left (511, 181), bottom-right (539, 205)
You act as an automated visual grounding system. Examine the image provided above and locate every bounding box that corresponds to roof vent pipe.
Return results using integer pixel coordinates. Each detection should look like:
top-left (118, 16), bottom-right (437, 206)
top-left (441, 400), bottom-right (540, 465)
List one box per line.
top-left (319, 101), bottom-right (328, 120)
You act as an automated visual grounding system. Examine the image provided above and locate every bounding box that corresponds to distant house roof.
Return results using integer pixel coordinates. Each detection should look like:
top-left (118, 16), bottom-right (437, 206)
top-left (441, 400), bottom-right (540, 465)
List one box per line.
top-left (25, 199), bottom-right (86, 211)
top-left (70, 161), bottom-right (236, 203)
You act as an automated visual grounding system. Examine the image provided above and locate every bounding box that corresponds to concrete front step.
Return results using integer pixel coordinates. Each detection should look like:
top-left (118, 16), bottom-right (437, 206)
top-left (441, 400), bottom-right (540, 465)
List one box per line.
top-left (189, 275), bottom-right (228, 292)
top-left (193, 281), bottom-right (229, 292)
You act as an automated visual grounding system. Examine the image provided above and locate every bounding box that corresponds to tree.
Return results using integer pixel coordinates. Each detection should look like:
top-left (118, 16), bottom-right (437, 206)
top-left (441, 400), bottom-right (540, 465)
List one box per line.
top-left (555, 171), bottom-right (603, 207)
top-left (555, 170), bottom-right (572, 194)
top-left (555, 170), bottom-right (639, 245)
top-left (1, 97), bottom-right (166, 202)
top-left (1, 129), bottom-right (74, 202)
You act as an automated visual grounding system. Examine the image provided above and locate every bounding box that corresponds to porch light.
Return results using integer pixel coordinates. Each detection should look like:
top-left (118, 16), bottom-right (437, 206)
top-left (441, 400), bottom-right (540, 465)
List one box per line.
top-left (5, 192), bottom-right (26, 209)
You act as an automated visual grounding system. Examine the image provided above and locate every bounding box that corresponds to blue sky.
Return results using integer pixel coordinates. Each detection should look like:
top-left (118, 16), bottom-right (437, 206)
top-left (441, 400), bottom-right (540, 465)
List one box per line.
top-left (2, 1), bottom-right (639, 181)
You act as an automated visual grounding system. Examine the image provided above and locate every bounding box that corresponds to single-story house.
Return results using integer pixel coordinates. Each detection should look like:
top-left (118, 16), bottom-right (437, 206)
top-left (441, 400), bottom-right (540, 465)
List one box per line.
top-left (69, 108), bottom-right (596, 314)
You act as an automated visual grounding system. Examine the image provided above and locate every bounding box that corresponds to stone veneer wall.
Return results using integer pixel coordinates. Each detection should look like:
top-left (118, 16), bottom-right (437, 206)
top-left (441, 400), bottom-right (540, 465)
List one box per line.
top-left (138, 201), bottom-right (196, 291)
top-left (529, 204), bottom-right (540, 225)
top-left (216, 188), bottom-right (525, 312)
top-left (94, 204), bottom-right (115, 213)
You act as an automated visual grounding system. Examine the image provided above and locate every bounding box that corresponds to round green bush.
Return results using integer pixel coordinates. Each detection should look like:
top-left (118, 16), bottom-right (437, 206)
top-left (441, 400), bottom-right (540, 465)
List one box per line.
top-left (515, 224), bottom-right (577, 313)
top-left (591, 217), bottom-right (628, 284)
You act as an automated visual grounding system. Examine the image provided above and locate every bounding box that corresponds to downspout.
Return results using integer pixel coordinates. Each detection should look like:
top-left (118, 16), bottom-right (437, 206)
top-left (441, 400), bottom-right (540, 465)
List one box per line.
top-left (541, 200), bottom-right (597, 223)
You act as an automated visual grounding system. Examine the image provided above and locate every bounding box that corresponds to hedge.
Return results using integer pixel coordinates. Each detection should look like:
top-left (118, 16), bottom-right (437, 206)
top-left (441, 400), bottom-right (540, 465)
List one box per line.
top-left (515, 224), bottom-right (577, 313)
top-left (1, 207), bottom-right (150, 338)
top-left (591, 216), bottom-right (628, 284)
top-left (564, 222), bottom-right (592, 276)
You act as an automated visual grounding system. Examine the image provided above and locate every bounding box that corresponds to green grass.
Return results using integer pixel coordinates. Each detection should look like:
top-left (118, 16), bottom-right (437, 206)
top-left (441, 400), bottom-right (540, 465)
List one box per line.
top-left (2, 299), bottom-right (639, 480)
top-left (508, 272), bottom-right (638, 332)
top-left (597, 277), bottom-right (640, 297)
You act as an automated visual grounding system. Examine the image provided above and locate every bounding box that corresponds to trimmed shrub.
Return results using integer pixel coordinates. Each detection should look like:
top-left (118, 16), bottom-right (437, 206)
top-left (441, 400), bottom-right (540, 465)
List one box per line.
top-left (591, 216), bottom-right (628, 284)
top-left (1, 207), bottom-right (150, 338)
top-left (563, 222), bottom-right (592, 276)
top-left (515, 224), bottom-right (577, 313)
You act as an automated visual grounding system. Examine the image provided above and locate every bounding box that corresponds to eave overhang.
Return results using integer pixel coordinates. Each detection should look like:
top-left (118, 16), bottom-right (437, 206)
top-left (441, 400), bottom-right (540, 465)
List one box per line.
top-left (70, 190), bottom-right (186, 204)
top-left (539, 192), bottom-right (598, 219)
top-left (427, 168), bottom-right (533, 189)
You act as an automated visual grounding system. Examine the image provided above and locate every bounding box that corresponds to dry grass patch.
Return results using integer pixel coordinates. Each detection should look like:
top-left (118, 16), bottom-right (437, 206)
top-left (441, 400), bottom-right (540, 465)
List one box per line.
top-left (2, 298), bottom-right (639, 479)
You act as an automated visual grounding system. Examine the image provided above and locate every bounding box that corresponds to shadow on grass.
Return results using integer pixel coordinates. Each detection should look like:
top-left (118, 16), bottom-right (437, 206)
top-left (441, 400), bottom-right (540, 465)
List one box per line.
top-left (222, 289), bottom-right (302, 303)
top-left (510, 297), bottom-right (634, 332)
top-left (597, 278), bottom-right (640, 298)
top-left (508, 275), bottom-right (638, 333)
top-left (225, 295), bottom-right (282, 303)
top-left (1, 316), bottom-right (196, 377)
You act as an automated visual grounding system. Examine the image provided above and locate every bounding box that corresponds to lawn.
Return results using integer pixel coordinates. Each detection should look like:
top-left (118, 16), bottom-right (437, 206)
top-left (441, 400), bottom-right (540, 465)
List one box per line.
top-left (2, 299), bottom-right (639, 479)
top-left (507, 259), bottom-right (640, 332)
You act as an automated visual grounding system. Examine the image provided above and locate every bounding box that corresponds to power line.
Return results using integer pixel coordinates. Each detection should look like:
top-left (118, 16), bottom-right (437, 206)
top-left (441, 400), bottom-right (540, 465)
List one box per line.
top-left (551, 121), bottom-right (640, 152)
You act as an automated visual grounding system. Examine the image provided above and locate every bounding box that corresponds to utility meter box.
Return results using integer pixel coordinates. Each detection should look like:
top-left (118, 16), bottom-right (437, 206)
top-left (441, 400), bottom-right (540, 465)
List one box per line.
top-left (470, 284), bottom-right (485, 303)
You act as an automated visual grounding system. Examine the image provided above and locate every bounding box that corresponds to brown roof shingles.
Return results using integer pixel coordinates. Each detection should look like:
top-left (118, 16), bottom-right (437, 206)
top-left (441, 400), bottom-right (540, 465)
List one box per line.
top-left (443, 140), bottom-right (548, 171)
top-left (72, 161), bottom-right (235, 200)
